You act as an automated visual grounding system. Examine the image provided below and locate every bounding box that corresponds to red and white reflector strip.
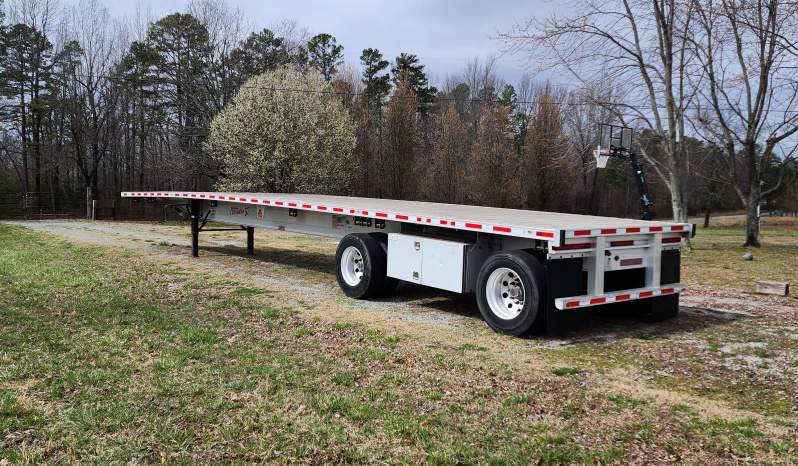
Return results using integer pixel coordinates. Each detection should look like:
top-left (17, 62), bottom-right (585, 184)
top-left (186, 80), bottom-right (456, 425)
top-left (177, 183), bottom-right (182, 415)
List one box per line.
top-left (121, 191), bottom-right (559, 241)
top-left (554, 283), bottom-right (686, 310)
top-left (568, 225), bottom-right (689, 236)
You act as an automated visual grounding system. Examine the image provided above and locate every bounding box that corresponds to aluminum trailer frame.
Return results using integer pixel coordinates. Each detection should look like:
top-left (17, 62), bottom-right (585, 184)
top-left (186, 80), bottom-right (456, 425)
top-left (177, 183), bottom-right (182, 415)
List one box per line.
top-left (122, 191), bottom-right (691, 335)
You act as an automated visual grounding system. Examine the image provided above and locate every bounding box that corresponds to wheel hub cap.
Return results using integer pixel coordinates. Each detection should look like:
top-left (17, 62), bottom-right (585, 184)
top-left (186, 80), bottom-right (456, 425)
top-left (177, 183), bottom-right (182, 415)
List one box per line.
top-left (341, 246), bottom-right (364, 286)
top-left (485, 267), bottom-right (526, 320)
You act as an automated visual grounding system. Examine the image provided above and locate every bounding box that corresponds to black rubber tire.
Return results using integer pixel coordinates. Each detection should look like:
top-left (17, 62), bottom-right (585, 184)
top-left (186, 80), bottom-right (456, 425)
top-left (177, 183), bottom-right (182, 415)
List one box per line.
top-left (368, 233), bottom-right (400, 297)
top-left (335, 233), bottom-right (386, 299)
top-left (475, 250), bottom-right (547, 336)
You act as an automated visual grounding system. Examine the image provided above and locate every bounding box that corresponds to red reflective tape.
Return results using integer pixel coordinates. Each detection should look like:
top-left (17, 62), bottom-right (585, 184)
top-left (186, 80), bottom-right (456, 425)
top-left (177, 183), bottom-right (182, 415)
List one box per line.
top-left (396, 215), bottom-right (408, 220)
top-left (219, 196), bottom-right (225, 199)
top-left (251, 199), bottom-right (258, 203)
top-left (552, 243), bottom-right (591, 251)
top-left (565, 301), bottom-right (581, 308)
top-left (662, 237), bottom-right (681, 244)
top-left (626, 228), bottom-right (640, 233)
top-left (317, 206), bottom-right (327, 210)
top-left (450, 222), bottom-right (455, 226)
top-left (333, 208), bottom-right (343, 212)
top-left (574, 230), bottom-right (591, 236)
top-left (263, 200), bottom-right (269, 204)
top-left (426, 218), bottom-right (431, 223)
top-left (191, 194), bottom-right (197, 197)
top-left (441, 220), bottom-right (448, 225)
top-left (199, 195), bottom-right (205, 198)
top-left (350, 210), bottom-right (355, 214)
top-left (493, 226), bottom-right (511, 233)
top-left (210, 195), bottom-right (215, 199)
top-left (465, 223), bottom-right (482, 229)
top-left (417, 217), bottom-right (422, 221)
top-left (182, 194), bottom-right (188, 197)
top-left (302, 204), bottom-right (311, 208)
top-left (376, 212), bottom-right (387, 217)
top-left (610, 240), bottom-right (634, 247)
top-left (649, 227), bottom-right (663, 232)
top-left (601, 229), bottom-right (617, 234)
top-left (362, 211), bottom-right (369, 215)
top-left (661, 288), bottom-right (674, 294)
top-left (639, 291), bottom-right (654, 297)
top-left (537, 231), bottom-right (554, 238)
top-left (590, 297), bottom-right (606, 305)
top-left (616, 294), bottom-right (630, 301)
top-left (289, 203), bottom-right (297, 207)
top-left (671, 225), bottom-right (684, 231)
top-left (275, 202), bottom-right (283, 205)
top-left (620, 258), bottom-right (643, 267)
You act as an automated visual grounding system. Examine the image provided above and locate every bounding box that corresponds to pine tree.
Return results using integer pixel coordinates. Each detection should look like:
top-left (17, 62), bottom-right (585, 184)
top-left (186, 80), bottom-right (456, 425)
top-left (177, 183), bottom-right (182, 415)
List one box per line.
top-left (0, 23), bottom-right (56, 196)
top-left (299, 33), bottom-right (343, 82)
top-left (230, 29), bottom-right (289, 83)
top-left (391, 53), bottom-right (437, 115)
top-left (360, 48), bottom-right (390, 119)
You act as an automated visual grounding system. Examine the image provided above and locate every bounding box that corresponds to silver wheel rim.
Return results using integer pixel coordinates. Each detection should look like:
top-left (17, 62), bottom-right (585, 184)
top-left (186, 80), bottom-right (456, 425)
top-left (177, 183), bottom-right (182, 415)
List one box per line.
top-left (341, 246), bottom-right (364, 286)
top-left (485, 267), bottom-right (525, 320)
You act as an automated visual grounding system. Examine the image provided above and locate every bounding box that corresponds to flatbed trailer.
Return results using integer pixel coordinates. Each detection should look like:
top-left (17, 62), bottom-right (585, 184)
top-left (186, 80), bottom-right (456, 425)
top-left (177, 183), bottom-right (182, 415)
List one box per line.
top-left (122, 191), bottom-right (692, 335)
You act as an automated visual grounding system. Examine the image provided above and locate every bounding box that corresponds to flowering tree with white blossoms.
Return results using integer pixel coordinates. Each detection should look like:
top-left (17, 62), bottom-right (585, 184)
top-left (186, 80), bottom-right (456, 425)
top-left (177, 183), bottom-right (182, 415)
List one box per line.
top-left (208, 66), bottom-right (357, 195)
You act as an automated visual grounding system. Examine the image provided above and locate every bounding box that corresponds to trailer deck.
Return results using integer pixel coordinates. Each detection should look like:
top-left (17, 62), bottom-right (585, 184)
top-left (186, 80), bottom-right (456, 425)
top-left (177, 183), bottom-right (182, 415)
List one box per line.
top-left (122, 191), bottom-right (692, 335)
top-left (121, 191), bottom-right (688, 241)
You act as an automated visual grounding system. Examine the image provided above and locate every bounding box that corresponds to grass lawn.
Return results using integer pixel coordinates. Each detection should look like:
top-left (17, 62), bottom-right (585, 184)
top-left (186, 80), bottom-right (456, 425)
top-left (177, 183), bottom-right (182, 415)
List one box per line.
top-left (0, 220), bottom-right (797, 465)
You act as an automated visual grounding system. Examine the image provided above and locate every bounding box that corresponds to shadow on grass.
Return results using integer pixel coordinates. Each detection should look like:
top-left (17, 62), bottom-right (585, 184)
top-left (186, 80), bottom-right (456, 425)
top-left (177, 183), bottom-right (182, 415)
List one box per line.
top-left (190, 243), bottom-right (752, 342)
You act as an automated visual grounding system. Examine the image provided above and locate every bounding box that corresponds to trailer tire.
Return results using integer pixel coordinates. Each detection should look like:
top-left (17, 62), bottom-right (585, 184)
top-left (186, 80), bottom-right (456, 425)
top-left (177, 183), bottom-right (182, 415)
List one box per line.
top-left (369, 233), bottom-right (400, 297)
top-left (336, 233), bottom-right (386, 299)
top-left (476, 250), bottom-right (546, 336)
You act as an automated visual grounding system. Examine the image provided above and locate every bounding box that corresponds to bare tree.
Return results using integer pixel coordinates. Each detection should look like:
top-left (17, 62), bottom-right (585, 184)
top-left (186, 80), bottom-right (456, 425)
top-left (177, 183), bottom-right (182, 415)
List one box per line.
top-left (381, 76), bottom-right (422, 200)
top-left (563, 84), bottom-right (617, 214)
top-left (467, 102), bottom-right (522, 208)
top-left (497, 0), bottom-right (698, 224)
top-left (424, 102), bottom-right (467, 204)
top-left (691, 0), bottom-right (798, 246)
top-left (522, 82), bottom-right (578, 212)
top-left (59, 0), bottom-right (123, 198)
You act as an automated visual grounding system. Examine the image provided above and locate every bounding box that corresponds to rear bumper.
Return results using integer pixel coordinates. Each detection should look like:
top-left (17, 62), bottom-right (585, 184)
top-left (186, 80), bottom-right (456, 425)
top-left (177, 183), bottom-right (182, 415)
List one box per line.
top-left (554, 283), bottom-right (686, 310)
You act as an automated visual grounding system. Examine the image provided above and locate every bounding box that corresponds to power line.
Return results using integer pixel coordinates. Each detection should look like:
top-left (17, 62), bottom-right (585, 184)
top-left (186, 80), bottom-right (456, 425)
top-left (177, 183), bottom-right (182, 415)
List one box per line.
top-left (49, 71), bottom-right (798, 114)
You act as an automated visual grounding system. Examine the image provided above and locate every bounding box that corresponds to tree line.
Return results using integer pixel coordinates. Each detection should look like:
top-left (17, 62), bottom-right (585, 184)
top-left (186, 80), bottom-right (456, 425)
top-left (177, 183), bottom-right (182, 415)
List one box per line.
top-left (0, 0), bottom-right (796, 245)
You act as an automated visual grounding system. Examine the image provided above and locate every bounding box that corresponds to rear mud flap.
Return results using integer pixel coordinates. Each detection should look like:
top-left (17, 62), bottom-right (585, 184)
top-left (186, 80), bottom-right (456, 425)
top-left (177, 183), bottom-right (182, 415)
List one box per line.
top-left (545, 257), bottom-right (583, 334)
top-left (544, 250), bottom-right (681, 334)
top-left (644, 250), bottom-right (680, 321)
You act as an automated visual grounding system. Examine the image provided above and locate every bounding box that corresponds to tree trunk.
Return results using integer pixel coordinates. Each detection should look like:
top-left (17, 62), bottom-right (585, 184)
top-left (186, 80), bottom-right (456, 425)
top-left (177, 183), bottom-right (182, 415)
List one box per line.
top-left (743, 185), bottom-right (761, 247)
top-left (703, 205), bottom-right (711, 228)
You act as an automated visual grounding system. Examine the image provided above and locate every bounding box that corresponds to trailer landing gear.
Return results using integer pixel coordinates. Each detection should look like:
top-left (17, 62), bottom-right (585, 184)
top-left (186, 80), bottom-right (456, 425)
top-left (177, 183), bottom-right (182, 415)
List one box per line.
top-left (188, 199), bottom-right (254, 257)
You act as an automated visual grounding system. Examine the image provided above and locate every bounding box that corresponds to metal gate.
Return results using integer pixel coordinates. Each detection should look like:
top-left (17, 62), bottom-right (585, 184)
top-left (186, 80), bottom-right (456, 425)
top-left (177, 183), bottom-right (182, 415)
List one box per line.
top-left (0, 193), bottom-right (88, 219)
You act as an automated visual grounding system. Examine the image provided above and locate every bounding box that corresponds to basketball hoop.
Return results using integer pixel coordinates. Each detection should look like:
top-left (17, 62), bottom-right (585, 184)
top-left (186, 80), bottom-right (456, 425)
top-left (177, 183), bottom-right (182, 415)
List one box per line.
top-left (593, 148), bottom-right (611, 169)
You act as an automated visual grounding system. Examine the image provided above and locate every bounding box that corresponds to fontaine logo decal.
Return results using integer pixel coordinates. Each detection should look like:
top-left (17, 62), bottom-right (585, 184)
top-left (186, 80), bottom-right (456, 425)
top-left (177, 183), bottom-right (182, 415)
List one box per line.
top-left (230, 206), bottom-right (250, 217)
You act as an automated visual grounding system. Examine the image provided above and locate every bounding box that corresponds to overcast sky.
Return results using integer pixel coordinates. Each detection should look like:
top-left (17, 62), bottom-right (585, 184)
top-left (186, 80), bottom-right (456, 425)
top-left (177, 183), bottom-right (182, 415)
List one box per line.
top-left (99, 0), bottom-right (552, 88)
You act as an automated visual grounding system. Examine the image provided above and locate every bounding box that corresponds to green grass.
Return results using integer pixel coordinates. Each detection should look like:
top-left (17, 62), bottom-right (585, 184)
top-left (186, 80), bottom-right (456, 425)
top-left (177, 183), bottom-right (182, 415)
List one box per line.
top-left (1, 222), bottom-right (797, 465)
top-left (0, 224), bottom-right (637, 464)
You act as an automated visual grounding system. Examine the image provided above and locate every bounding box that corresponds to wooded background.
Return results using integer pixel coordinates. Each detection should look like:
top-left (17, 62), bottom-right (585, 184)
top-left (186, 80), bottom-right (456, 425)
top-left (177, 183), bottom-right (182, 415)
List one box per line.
top-left (1, 0), bottom-right (797, 239)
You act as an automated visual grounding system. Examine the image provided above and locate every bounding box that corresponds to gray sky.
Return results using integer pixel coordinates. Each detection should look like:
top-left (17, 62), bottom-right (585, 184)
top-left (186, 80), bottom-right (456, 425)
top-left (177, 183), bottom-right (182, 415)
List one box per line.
top-left (101, 0), bottom-right (552, 88)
